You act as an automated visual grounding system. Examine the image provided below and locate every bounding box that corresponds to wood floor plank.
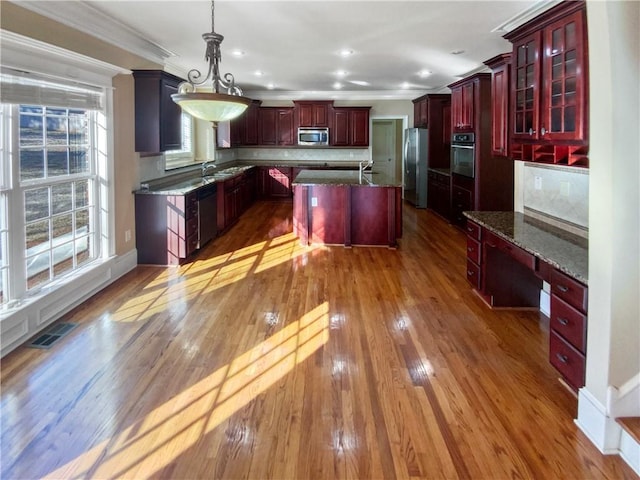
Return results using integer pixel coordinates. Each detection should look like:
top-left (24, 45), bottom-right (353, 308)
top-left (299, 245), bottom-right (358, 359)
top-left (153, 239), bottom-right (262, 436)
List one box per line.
top-left (1, 200), bottom-right (637, 479)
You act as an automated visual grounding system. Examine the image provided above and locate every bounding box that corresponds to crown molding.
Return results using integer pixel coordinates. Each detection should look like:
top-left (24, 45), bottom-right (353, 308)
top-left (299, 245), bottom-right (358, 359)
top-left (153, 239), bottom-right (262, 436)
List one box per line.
top-left (12, 1), bottom-right (175, 64)
top-left (242, 89), bottom-right (441, 102)
top-left (491, 0), bottom-right (561, 33)
top-left (1, 29), bottom-right (130, 87)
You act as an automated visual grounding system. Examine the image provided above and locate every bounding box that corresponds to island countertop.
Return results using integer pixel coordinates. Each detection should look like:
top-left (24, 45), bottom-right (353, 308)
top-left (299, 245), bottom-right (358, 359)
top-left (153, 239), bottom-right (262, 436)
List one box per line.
top-left (292, 169), bottom-right (401, 187)
top-left (463, 211), bottom-right (588, 284)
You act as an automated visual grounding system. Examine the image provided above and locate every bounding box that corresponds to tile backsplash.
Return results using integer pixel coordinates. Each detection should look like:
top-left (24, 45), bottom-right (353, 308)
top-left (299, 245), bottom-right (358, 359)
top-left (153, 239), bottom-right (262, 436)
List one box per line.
top-left (522, 163), bottom-right (589, 231)
top-left (235, 147), bottom-right (370, 163)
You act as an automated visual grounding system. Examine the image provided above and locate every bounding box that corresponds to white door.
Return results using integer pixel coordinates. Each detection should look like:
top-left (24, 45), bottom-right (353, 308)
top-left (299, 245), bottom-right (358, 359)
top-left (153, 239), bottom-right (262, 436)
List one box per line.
top-left (372, 120), bottom-right (396, 179)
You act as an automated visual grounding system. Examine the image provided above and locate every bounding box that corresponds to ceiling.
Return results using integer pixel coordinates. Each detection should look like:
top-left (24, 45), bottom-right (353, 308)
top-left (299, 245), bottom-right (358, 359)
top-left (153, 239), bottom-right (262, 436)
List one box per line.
top-left (14, 0), bottom-right (558, 100)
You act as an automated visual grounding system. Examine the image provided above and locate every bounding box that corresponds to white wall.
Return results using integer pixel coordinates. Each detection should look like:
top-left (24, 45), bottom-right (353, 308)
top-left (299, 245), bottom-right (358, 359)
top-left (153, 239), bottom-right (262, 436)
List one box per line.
top-left (584, 0), bottom-right (639, 405)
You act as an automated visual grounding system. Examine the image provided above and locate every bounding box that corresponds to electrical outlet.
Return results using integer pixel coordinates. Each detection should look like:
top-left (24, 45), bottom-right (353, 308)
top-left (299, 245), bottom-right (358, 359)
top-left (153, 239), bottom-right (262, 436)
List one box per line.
top-left (125, 229), bottom-right (131, 242)
top-left (311, 197), bottom-right (318, 207)
top-left (534, 176), bottom-right (542, 190)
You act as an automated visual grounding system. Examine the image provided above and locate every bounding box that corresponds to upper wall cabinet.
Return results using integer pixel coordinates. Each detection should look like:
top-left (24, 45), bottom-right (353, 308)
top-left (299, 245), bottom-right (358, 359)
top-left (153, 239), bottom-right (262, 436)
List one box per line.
top-left (294, 101), bottom-right (332, 128)
top-left (259, 107), bottom-right (295, 146)
top-left (132, 70), bottom-right (184, 153)
top-left (504, 1), bottom-right (588, 167)
top-left (331, 107), bottom-right (370, 147)
top-left (218, 100), bottom-right (262, 148)
top-left (484, 53), bottom-right (512, 158)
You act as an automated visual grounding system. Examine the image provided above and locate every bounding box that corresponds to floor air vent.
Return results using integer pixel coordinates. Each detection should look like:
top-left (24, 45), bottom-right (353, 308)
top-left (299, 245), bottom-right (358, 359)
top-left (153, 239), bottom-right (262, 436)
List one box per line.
top-left (28, 322), bottom-right (78, 349)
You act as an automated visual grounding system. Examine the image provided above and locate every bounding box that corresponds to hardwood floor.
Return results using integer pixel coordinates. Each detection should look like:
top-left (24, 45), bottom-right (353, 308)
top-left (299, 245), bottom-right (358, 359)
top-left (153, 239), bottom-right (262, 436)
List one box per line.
top-left (1, 200), bottom-right (635, 479)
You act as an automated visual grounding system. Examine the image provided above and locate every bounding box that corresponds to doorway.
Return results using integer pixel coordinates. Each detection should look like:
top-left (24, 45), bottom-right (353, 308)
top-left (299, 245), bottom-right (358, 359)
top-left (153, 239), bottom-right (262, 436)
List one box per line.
top-left (371, 117), bottom-right (407, 184)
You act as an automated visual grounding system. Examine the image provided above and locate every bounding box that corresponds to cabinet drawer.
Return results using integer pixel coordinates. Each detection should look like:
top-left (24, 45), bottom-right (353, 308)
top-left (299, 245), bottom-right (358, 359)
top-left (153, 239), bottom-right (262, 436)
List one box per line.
top-left (186, 233), bottom-right (199, 256)
top-left (551, 294), bottom-right (587, 353)
top-left (466, 237), bottom-right (481, 265)
top-left (186, 216), bottom-right (198, 238)
top-left (550, 330), bottom-right (585, 390)
top-left (551, 269), bottom-right (588, 312)
top-left (452, 186), bottom-right (472, 209)
top-left (483, 230), bottom-right (536, 270)
top-left (466, 259), bottom-right (481, 290)
top-left (465, 221), bottom-right (481, 241)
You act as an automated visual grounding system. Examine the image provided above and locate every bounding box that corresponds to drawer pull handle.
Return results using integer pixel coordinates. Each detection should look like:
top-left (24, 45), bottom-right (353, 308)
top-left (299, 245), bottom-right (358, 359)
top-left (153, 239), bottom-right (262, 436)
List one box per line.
top-left (557, 285), bottom-right (569, 293)
top-left (487, 242), bottom-right (497, 248)
top-left (558, 317), bottom-right (569, 326)
top-left (467, 270), bottom-right (474, 276)
top-left (467, 247), bottom-right (474, 252)
top-left (556, 353), bottom-right (569, 364)
top-left (466, 226), bottom-right (474, 232)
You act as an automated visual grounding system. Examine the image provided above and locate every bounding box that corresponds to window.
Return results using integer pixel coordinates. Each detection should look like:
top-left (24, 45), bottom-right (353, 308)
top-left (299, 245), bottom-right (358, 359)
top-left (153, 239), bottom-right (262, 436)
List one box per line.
top-left (0, 73), bottom-right (105, 308)
top-left (164, 112), bottom-right (196, 170)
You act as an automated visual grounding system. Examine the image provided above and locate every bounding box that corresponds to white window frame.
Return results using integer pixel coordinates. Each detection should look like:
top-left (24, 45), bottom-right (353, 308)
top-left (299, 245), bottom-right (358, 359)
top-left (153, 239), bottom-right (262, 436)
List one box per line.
top-left (0, 30), bottom-right (133, 357)
top-left (164, 112), bottom-right (196, 170)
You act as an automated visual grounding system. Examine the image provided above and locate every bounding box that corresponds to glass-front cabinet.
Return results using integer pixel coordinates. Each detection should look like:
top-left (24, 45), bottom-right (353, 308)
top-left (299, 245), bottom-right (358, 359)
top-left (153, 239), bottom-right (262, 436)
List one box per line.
top-left (505, 1), bottom-right (588, 167)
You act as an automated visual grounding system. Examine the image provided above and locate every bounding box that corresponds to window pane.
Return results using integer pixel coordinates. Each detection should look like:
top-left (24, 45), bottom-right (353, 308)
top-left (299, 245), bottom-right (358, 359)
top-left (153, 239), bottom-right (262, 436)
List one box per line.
top-left (75, 208), bottom-right (89, 233)
top-left (27, 251), bottom-right (51, 289)
top-left (20, 150), bottom-right (45, 181)
top-left (526, 41), bottom-right (536, 63)
top-left (26, 219), bottom-right (50, 250)
top-left (75, 181), bottom-right (89, 208)
top-left (46, 115), bottom-right (68, 146)
top-left (25, 187), bottom-right (50, 222)
top-left (20, 114), bottom-right (43, 147)
top-left (52, 213), bottom-right (73, 240)
top-left (69, 113), bottom-right (88, 145)
top-left (52, 183), bottom-right (73, 215)
top-left (551, 108), bottom-right (562, 132)
top-left (565, 106), bottom-right (576, 132)
top-left (47, 147), bottom-right (70, 177)
top-left (70, 148), bottom-right (89, 174)
top-left (53, 243), bottom-right (74, 278)
top-left (76, 236), bottom-right (90, 266)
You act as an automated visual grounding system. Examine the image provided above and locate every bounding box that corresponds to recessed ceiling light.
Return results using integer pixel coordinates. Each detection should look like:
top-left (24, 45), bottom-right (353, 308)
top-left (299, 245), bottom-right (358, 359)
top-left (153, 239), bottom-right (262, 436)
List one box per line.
top-left (418, 69), bottom-right (432, 77)
top-left (401, 82), bottom-right (410, 89)
top-left (231, 49), bottom-right (245, 57)
top-left (349, 80), bottom-right (370, 86)
top-left (451, 50), bottom-right (465, 55)
top-left (333, 82), bottom-right (343, 89)
top-left (254, 70), bottom-right (264, 77)
top-left (335, 70), bottom-right (348, 77)
top-left (339, 49), bottom-right (354, 57)
top-left (266, 83), bottom-right (275, 90)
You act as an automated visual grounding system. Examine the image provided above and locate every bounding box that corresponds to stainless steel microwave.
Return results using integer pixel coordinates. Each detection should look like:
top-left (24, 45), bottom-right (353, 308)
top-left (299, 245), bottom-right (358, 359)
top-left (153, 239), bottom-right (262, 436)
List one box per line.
top-left (298, 127), bottom-right (329, 146)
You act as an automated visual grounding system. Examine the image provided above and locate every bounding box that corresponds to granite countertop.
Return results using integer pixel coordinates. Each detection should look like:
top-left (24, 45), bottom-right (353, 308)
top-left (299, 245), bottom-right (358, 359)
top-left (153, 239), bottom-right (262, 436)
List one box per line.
top-left (135, 165), bottom-right (254, 195)
top-left (463, 211), bottom-right (588, 284)
top-left (292, 169), bottom-right (402, 187)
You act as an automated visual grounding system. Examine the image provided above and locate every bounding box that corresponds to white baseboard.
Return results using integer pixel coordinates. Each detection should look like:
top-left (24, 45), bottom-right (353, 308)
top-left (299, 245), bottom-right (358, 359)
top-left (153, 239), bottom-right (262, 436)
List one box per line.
top-left (619, 427), bottom-right (640, 476)
top-left (576, 387), bottom-right (621, 454)
top-left (0, 249), bottom-right (137, 357)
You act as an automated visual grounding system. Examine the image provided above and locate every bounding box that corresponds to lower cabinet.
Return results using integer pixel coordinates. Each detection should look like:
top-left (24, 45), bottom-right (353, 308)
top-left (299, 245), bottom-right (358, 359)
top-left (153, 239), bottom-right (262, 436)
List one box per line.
top-left (452, 184), bottom-right (472, 228)
top-left (427, 170), bottom-right (451, 219)
top-left (217, 168), bottom-right (257, 232)
top-left (258, 166), bottom-right (293, 198)
top-left (135, 192), bottom-right (198, 265)
top-left (548, 268), bottom-right (588, 391)
top-left (465, 219), bottom-right (589, 392)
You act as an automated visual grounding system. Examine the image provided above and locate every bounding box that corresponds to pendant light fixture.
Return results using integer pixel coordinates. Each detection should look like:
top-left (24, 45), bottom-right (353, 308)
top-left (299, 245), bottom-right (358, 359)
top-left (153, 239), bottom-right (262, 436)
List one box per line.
top-left (172, 0), bottom-right (251, 123)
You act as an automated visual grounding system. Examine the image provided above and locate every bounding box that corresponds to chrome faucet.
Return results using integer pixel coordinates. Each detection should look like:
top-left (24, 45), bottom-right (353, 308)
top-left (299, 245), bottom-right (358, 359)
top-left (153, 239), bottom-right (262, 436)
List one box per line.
top-left (359, 159), bottom-right (374, 182)
top-left (201, 161), bottom-right (217, 177)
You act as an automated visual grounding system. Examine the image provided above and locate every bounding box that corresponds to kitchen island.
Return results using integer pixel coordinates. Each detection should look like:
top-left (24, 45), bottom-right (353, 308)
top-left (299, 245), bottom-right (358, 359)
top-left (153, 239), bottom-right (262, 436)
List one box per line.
top-left (292, 169), bottom-right (402, 248)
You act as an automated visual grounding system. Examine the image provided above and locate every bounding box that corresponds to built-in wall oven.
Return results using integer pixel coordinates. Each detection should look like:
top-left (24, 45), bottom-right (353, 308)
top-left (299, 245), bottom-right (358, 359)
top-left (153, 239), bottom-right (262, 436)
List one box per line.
top-left (451, 133), bottom-right (475, 178)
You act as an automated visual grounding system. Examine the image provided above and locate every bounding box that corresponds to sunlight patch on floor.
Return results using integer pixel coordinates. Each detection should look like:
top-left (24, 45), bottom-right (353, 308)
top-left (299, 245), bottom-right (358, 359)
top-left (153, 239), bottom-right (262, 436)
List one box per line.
top-left (44, 302), bottom-right (330, 479)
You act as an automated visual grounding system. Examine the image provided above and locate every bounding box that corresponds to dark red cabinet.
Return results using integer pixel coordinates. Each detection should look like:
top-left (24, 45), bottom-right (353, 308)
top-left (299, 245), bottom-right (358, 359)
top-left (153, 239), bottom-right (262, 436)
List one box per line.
top-left (295, 101), bottom-right (331, 127)
top-left (504, 1), bottom-right (588, 166)
top-left (484, 53), bottom-right (512, 157)
top-left (450, 80), bottom-right (476, 132)
top-left (258, 166), bottom-right (293, 198)
top-left (331, 107), bottom-right (370, 147)
top-left (259, 107), bottom-right (294, 146)
top-left (132, 70), bottom-right (184, 152)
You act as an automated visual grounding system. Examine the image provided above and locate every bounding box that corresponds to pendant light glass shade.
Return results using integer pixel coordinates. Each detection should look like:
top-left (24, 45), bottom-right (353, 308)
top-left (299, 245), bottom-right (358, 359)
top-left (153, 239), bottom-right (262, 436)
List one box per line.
top-left (171, 0), bottom-right (251, 123)
top-left (172, 92), bottom-right (250, 122)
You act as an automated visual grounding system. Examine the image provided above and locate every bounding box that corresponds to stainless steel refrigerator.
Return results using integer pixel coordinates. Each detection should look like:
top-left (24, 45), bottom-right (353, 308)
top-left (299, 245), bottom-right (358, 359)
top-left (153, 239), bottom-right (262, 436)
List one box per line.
top-left (403, 128), bottom-right (429, 208)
